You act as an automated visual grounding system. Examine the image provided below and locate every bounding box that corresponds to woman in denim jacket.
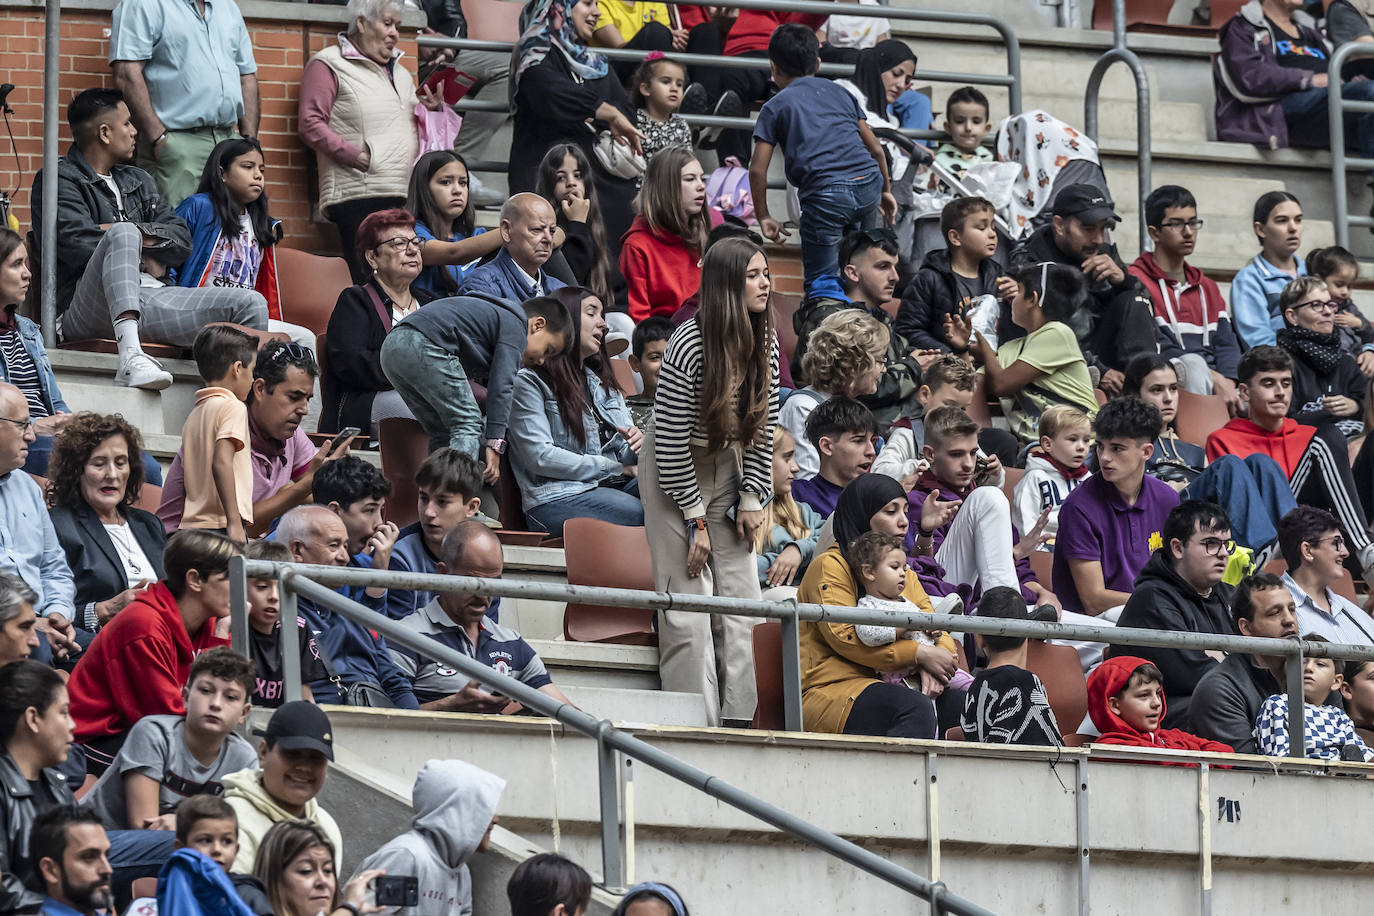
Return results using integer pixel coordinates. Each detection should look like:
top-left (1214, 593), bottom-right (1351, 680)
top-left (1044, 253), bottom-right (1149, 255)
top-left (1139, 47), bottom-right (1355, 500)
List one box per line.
top-left (509, 286), bottom-right (644, 536)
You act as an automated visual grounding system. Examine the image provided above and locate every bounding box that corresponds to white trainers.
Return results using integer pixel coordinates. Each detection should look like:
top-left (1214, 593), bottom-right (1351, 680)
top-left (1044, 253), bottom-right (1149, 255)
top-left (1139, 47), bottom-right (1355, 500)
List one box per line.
top-left (115, 352), bottom-right (173, 390)
top-left (468, 174), bottom-right (504, 208)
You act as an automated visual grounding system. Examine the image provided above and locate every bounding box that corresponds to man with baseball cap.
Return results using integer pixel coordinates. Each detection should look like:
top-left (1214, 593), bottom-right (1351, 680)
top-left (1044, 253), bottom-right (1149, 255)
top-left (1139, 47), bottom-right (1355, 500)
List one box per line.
top-left (221, 701), bottom-right (343, 873)
top-left (1011, 183), bottom-right (1157, 396)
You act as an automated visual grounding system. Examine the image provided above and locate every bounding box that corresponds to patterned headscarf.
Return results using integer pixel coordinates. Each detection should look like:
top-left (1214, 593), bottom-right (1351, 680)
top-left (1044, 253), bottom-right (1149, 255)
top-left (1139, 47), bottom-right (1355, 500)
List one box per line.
top-left (510, 0), bottom-right (609, 101)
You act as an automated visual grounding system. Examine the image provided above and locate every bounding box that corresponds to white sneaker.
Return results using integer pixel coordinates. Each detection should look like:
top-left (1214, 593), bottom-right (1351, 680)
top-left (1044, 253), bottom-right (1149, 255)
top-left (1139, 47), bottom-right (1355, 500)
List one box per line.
top-left (115, 352), bottom-right (173, 390)
top-left (468, 175), bottom-right (504, 208)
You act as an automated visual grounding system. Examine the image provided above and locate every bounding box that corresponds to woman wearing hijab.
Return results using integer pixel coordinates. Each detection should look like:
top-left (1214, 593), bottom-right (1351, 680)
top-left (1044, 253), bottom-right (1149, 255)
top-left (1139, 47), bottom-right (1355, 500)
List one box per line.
top-left (835, 40), bottom-right (918, 181)
top-left (796, 474), bottom-right (964, 738)
top-left (509, 0), bottom-right (644, 255)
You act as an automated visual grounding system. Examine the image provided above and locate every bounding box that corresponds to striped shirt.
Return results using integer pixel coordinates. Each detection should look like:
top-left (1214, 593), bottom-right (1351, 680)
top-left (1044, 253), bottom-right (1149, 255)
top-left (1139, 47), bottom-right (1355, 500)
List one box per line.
top-left (651, 318), bottom-right (779, 518)
top-left (0, 330), bottom-right (48, 418)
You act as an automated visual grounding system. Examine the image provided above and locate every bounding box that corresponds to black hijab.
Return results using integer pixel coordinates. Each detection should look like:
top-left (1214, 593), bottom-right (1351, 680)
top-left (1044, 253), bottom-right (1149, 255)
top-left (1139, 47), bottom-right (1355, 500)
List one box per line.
top-left (852, 39), bottom-right (918, 117)
top-left (832, 473), bottom-right (907, 550)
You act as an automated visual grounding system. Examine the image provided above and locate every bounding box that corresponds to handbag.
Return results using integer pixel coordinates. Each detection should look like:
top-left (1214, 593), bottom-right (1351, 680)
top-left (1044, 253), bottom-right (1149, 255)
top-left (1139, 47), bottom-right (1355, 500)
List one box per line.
top-left (414, 102), bottom-right (463, 165)
top-left (319, 644), bottom-right (397, 708)
top-left (589, 123), bottom-right (646, 180)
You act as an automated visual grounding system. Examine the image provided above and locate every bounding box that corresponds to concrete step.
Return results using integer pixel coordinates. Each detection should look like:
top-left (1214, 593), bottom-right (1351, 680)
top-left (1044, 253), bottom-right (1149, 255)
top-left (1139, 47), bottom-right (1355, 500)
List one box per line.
top-left (560, 684), bottom-right (709, 727)
top-left (529, 638), bottom-right (659, 691)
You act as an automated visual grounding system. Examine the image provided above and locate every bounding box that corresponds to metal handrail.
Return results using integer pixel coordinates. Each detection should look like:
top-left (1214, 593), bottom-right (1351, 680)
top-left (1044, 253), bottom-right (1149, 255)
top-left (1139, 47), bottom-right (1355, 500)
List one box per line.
top-left (1328, 42), bottom-right (1374, 248)
top-left (1083, 0), bottom-right (1151, 245)
top-left (229, 557), bottom-right (1000, 916)
top-left (234, 558), bottom-right (1374, 763)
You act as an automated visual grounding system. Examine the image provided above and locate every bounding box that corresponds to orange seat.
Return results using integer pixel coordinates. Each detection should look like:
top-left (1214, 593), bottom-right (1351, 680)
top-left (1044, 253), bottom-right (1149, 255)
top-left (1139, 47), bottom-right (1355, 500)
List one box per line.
top-left (1175, 389), bottom-right (1231, 449)
top-left (378, 417), bottom-right (429, 528)
top-left (75, 772), bottom-right (97, 800)
top-left (772, 291), bottom-right (802, 366)
top-left (465, 0), bottom-right (525, 41)
top-left (1263, 557), bottom-right (1359, 604)
top-left (751, 620), bottom-right (784, 730)
top-left (1063, 733), bottom-right (1092, 747)
top-left (1027, 548), bottom-right (1054, 591)
top-left (1000, 466), bottom-right (1025, 504)
top-left (1026, 639), bottom-right (1088, 736)
top-left (275, 247), bottom-right (353, 336)
top-left (562, 519), bottom-right (658, 645)
top-left (130, 877), bottom-right (158, 900)
top-left (497, 452), bottom-right (529, 531)
top-left (135, 482), bottom-right (163, 515)
top-left (944, 725), bottom-right (966, 741)
top-left (610, 357), bottom-right (639, 396)
top-left (967, 371), bottom-right (994, 428)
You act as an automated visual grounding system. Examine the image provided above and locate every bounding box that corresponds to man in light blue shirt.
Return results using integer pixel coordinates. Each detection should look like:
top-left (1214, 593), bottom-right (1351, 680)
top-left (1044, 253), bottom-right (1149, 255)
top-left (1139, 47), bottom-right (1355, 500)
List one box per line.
top-left (109, 0), bottom-right (259, 206)
top-left (1278, 506), bottom-right (1374, 647)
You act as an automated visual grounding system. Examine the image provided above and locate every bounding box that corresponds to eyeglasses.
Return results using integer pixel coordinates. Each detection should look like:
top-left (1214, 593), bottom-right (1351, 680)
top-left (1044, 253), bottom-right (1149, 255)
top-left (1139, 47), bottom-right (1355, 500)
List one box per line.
top-left (1159, 219), bottom-right (1204, 232)
top-left (1294, 299), bottom-right (1337, 314)
top-left (1313, 535), bottom-right (1348, 552)
top-left (0, 415), bottom-right (35, 432)
top-left (375, 237), bottom-right (424, 253)
top-left (1197, 537), bottom-right (1235, 557)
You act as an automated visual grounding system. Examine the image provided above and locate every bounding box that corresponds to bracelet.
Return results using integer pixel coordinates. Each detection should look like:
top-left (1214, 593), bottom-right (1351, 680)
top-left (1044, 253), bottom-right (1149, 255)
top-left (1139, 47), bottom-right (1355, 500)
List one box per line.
top-left (335, 904), bottom-right (361, 916)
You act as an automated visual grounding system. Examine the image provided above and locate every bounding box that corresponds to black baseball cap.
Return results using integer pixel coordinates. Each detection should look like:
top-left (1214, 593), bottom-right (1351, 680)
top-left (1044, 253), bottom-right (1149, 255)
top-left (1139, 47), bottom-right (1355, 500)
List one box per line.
top-left (1052, 185), bottom-right (1120, 225)
top-left (252, 701), bottom-right (335, 761)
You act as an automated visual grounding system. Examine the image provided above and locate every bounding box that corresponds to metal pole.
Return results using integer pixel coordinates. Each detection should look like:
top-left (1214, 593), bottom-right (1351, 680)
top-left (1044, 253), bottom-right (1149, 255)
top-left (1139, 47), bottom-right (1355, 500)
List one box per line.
top-left (40, 0), bottom-right (60, 348)
top-left (1075, 756), bottom-right (1090, 916)
top-left (1198, 762), bottom-right (1212, 916)
top-left (229, 556), bottom-right (250, 660)
top-left (1284, 647), bottom-right (1306, 759)
top-left (596, 725), bottom-right (624, 892)
top-left (1082, 0), bottom-right (1151, 246)
top-left (279, 569), bottom-right (302, 704)
top-left (779, 605), bottom-right (803, 731)
top-left (1331, 43), bottom-right (1354, 250)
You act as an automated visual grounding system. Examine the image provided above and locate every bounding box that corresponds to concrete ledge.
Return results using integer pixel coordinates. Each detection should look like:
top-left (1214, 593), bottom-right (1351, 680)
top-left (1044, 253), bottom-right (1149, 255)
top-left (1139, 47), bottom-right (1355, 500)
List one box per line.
top-left (0, 0), bottom-right (424, 26)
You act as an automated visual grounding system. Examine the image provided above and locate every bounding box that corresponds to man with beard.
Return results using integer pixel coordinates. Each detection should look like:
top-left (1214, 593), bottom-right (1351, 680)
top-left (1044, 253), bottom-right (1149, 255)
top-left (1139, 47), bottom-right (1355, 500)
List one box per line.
top-left (31, 806), bottom-right (114, 916)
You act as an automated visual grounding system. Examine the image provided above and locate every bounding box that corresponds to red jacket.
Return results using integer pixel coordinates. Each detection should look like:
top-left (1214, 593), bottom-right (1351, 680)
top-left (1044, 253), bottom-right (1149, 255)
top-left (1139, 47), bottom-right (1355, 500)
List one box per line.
top-left (1205, 416), bottom-right (1315, 478)
top-left (1088, 656), bottom-right (1234, 759)
top-left (619, 216), bottom-right (706, 323)
top-left (67, 582), bottom-right (230, 743)
top-left (723, 10), bottom-right (827, 55)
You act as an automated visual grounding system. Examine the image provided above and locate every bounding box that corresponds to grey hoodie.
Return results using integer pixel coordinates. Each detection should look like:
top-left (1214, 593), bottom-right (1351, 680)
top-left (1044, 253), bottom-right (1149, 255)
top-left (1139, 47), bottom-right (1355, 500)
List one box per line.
top-left (353, 759), bottom-right (506, 916)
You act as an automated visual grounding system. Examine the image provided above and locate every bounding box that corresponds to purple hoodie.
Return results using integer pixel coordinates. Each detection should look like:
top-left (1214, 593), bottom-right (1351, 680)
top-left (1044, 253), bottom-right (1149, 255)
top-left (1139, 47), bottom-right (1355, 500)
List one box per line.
top-left (1214, 0), bottom-right (1327, 148)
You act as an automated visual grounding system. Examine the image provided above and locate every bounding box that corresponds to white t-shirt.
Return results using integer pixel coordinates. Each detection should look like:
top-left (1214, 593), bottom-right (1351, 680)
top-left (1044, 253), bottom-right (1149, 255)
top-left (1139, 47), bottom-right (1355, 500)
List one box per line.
top-left (825, 0), bottom-right (890, 49)
top-left (104, 521), bottom-right (156, 588)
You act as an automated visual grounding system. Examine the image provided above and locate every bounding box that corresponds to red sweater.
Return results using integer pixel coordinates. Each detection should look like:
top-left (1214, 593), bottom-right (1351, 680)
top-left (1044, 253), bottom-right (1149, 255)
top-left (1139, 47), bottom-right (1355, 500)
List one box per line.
top-left (1205, 416), bottom-right (1314, 478)
top-left (1087, 656), bottom-right (1234, 762)
top-left (67, 582), bottom-right (230, 743)
top-left (723, 11), bottom-right (827, 55)
top-left (619, 216), bottom-right (706, 323)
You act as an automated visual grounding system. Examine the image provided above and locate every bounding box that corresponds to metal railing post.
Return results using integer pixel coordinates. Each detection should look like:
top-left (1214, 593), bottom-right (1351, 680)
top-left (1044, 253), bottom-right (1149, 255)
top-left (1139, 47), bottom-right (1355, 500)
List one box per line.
top-left (1083, 0), bottom-right (1151, 246)
top-left (1327, 43), bottom-right (1374, 246)
top-left (779, 603), bottom-right (804, 732)
top-left (229, 555), bottom-right (250, 659)
top-left (279, 568), bottom-right (302, 704)
top-left (40, 0), bottom-right (60, 348)
top-left (1284, 644), bottom-right (1306, 759)
top-left (596, 724), bottom-right (624, 893)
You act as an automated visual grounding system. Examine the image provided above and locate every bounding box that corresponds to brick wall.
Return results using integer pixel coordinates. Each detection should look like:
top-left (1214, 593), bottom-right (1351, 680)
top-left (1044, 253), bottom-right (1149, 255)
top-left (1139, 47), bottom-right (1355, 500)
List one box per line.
top-left (0, 5), bottom-right (420, 256)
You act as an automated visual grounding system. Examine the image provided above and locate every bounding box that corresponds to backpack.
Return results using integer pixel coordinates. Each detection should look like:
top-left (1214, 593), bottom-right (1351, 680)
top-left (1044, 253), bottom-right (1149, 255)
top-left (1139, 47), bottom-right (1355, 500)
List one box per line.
top-left (706, 157), bottom-right (754, 224)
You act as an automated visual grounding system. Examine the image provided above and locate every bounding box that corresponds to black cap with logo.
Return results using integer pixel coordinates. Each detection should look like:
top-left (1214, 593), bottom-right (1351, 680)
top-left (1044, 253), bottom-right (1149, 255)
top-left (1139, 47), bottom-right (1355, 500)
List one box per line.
top-left (1051, 184), bottom-right (1120, 225)
top-left (252, 700), bottom-right (335, 761)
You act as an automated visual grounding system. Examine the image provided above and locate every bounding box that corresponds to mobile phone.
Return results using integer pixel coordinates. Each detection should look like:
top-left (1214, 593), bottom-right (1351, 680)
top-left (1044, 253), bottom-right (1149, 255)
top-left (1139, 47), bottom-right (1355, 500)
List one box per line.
top-left (374, 875), bottom-right (419, 908)
top-left (329, 427), bottom-right (361, 453)
top-left (725, 492), bottom-right (775, 523)
top-left (422, 67), bottom-right (478, 106)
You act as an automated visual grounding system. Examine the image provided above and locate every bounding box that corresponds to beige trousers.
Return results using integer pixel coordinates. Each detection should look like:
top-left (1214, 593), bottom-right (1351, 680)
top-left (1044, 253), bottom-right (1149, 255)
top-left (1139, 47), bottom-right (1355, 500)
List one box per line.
top-left (640, 429), bottom-right (760, 726)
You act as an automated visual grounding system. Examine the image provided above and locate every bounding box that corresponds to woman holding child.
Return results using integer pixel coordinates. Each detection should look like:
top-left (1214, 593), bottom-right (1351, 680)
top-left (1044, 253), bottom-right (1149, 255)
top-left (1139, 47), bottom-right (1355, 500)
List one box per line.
top-left (797, 474), bottom-right (964, 739)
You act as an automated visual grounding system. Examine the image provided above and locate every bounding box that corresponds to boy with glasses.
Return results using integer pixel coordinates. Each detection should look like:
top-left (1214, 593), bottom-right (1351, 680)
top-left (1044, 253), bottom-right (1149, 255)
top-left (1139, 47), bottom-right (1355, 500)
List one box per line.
top-left (1118, 501), bottom-right (1237, 728)
top-left (1128, 185), bottom-right (1242, 410)
top-left (1275, 276), bottom-right (1365, 436)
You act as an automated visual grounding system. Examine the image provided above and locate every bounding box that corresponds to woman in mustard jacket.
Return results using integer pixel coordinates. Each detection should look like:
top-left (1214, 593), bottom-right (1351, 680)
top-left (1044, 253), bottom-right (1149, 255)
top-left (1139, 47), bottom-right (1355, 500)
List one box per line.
top-left (797, 474), bottom-right (963, 737)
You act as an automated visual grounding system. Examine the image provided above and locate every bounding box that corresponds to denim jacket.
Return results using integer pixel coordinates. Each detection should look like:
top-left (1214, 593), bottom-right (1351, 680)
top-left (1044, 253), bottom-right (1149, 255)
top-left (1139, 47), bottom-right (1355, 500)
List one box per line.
top-left (1, 314), bottom-right (69, 416)
top-left (509, 366), bottom-right (636, 512)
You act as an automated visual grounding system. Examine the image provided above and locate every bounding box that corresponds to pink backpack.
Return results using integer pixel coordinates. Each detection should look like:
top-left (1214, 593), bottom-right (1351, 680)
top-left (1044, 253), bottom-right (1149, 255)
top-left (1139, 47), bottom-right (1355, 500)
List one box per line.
top-left (706, 157), bottom-right (754, 224)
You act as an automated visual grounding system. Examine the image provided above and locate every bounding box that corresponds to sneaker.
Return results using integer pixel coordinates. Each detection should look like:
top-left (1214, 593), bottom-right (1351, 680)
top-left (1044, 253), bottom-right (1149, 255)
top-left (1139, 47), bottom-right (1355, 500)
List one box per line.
top-left (468, 174), bottom-right (504, 208)
top-left (932, 593), bottom-right (964, 616)
top-left (698, 89), bottom-right (746, 149)
top-left (679, 82), bottom-right (710, 116)
top-left (115, 352), bottom-right (173, 390)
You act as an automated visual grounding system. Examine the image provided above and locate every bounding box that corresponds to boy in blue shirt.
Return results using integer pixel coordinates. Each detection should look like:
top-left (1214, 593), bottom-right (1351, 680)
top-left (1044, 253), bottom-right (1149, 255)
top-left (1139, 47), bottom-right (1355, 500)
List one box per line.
top-left (748, 23), bottom-right (896, 298)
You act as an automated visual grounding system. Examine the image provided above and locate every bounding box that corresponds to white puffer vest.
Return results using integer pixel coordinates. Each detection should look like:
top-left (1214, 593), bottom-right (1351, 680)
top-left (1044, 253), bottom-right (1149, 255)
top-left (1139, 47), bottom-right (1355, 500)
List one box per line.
top-left (311, 40), bottom-right (419, 209)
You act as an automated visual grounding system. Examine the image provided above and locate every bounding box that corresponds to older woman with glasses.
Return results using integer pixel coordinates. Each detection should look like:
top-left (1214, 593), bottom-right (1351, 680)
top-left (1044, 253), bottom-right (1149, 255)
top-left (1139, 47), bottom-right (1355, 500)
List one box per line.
top-left (299, 0), bottom-right (445, 282)
top-left (322, 209), bottom-right (434, 434)
top-left (1275, 276), bottom-right (1365, 435)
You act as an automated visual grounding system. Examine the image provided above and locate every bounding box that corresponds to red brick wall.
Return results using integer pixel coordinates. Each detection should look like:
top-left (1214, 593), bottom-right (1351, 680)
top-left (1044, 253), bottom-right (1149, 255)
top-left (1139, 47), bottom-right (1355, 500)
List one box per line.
top-left (0, 6), bottom-right (419, 256)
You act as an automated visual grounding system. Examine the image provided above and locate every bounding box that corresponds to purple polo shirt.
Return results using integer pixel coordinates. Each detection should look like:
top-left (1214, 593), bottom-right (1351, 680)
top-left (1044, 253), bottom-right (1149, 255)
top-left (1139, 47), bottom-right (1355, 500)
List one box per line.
top-left (791, 474), bottom-right (843, 519)
top-left (1051, 472), bottom-right (1180, 615)
top-left (157, 423), bottom-right (318, 531)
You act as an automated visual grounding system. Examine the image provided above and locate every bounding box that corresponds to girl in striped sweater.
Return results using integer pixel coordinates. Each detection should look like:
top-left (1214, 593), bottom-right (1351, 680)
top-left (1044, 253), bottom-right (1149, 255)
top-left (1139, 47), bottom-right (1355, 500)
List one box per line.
top-left (638, 236), bottom-right (780, 727)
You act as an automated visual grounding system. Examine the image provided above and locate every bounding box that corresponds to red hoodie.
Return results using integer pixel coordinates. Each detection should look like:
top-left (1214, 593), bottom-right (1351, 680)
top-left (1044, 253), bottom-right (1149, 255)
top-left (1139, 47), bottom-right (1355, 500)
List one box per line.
top-left (67, 582), bottom-right (230, 743)
top-left (1087, 656), bottom-right (1234, 758)
top-left (1205, 416), bottom-right (1315, 478)
top-left (723, 10), bottom-right (828, 55)
top-left (619, 215), bottom-right (707, 323)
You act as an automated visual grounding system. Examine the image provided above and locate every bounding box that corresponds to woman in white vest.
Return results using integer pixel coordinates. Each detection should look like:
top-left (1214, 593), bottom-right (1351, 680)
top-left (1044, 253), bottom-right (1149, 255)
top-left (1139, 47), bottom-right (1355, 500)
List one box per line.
top-left (299, 0), bottom-right (444, 281)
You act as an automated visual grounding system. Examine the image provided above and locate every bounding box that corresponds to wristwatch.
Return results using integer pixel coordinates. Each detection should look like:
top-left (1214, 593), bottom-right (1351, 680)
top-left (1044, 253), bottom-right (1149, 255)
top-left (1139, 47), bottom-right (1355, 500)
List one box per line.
top-left (485, 438), bottom-right (507, 455)
top-left (685, 517), bottom-right (707, 534)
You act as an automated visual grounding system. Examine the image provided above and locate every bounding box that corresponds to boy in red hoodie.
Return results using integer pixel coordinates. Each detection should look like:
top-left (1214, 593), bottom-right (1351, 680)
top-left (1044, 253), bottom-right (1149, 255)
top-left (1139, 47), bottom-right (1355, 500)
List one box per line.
top-left (1128, 186), bottom-right (1242, 414)
top-left (1206, 345), bottom-right (1374, 586)
top-left (66, 531), bottom-right (237, 776)
top-left (1088, 656), bottom-right (1233, 756)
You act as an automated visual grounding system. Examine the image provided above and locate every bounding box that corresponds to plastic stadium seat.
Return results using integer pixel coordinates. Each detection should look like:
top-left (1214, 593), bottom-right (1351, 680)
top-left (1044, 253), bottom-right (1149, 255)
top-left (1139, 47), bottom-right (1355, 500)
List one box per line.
top-left (275, 247), bottom-right (352, 336)
top-left (1094, 388), bottom-right (1108, 407)
top-left (562, 519), bottom-right (658, 645)
top-left (944, 725), bottom-right (966, 741)
top-left (378, 418), bottom-right (428, 528)
top-left (967, 371), bottom-right (996, 427)
top-left (130, 878), bottom-right (158, 900)
top-left (1000, 466), bottom-right (1025, 504)
top-left (772, 291), bottom-right (801, 365)
top-left (1027, 549), bottom-right (1054, 591)
top-left (465, 0), bottom-right (524, 41)
top-left (1175, 390), bottom-right (1231, 448)
top-left (1263, 557), bottom-right (1359, 604)
top-left (610, 357), bottom-right (639, 396)
top-left (497, 452), bottom-right (529, 531)
top-left (1063, 733), bottom-right (1092, 747)
top-left (751, 620), bottom-right (784, 729)
top-left (75, 773), bottom-right (97, 800)
top-left (1025, 639), bottom-right (1088, 737)
top-left (135, 483), bottom-right (162, 514)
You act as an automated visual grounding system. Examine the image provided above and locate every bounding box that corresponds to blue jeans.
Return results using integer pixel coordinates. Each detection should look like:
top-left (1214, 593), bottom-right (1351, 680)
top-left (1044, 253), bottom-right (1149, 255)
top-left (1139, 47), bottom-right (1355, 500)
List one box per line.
top-left (798, 171), bottom-right (882, 298)
top-left (1280, 80), bottom-right (1374, 158)
top-left (107, 828), bottom-right (175, 895)
top-left (379, 325), bottom-right (484, 458)
top-left (1184, 453), bottom-right (1297, 550)
top-left (23, 435), bottom-right (164, 485)
top-left (525, 479), bottom-right (643, 537)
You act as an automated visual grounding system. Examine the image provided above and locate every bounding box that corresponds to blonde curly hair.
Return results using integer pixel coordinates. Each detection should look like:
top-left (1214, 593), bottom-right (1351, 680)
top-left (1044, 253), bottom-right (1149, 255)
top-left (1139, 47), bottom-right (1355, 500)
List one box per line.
top-left (799, 309), bottom-right (889, 397)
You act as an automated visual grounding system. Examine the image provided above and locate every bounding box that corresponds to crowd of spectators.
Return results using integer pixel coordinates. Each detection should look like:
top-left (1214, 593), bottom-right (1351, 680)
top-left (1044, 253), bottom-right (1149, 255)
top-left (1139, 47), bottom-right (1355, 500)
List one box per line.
top-left (10, 0), bottom-right (1374, 908)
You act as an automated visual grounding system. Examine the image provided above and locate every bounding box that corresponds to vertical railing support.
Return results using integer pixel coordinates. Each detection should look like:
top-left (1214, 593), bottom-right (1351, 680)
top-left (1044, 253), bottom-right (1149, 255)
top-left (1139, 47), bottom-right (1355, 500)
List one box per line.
top-left (1284, 646), bottom-right (1306, 759)
top-left (596, 724), bottom-right (624, 893)
top-left (40, 0), bottom-right (60, 347)
top-left (780, 603), bottom-right (804, 731)
top-left (1327, 42), bottom-right (1374, 246)
top-left (1083, 0), bottom-right (1151, 246)
top-left (229, 555), bottom-right (250, 660)
top-left (1198, 762), bottom-right (1213, 916)
top-left (1075, 756), bottom-right (1090, 916)
top-left (279, 568), bottom-right (302, 704)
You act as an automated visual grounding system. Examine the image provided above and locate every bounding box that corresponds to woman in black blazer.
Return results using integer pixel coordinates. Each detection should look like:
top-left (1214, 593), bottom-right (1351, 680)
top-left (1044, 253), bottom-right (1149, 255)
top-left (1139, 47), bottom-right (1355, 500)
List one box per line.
top-left (46, 413), bottom-right (166, 636)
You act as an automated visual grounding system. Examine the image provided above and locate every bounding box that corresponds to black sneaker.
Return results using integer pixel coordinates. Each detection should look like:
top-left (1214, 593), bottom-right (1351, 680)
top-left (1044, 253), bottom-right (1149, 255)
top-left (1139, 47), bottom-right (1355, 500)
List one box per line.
top-left (680, 82), bottom-right (709, 116)
top-left (1029, 604), bottom-right (1059, 623)
top-left (698, 89), bottom-right (747, 150)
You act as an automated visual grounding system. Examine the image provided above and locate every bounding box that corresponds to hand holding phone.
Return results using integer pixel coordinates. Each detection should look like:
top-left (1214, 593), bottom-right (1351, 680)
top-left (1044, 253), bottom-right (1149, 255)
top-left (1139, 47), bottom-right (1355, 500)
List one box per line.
top-left (330, 426), bottom-right (361, 454)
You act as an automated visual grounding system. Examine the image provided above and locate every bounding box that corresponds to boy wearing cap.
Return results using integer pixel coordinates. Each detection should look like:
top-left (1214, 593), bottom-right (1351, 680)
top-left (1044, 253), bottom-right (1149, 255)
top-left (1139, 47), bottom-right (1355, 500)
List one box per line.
top-left (1010, 183), bottom-right (1157, 396)
top-left (222, 701), bottom-right (342, 873)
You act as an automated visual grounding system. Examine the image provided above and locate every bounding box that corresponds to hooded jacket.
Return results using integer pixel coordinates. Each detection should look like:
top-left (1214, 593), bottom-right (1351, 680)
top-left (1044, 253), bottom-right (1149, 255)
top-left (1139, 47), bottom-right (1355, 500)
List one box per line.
top-left (1116, 550), bottom-right (1236, 728)
top-left (1229, 253), bottom-right (1306, 348)
top-left (1206, 416), bottom-right (1315, 478)
top-left (354, 759), bottom-right (506, 916)
top-left (1087, 656), bottom-right (1235, 757)
top-left (157, 848), bottom-right (256, 916)
top-left (1214, 0), bottom-right (1328, 148)
top-left (174, 193), bottom-right (282, 321)
top-left (620, 215), bottom-right (710, 323)
top-left (895, 248), bottom-right (1005, 353)
top-left (1011, 451), bottom-right (1086, 542)
top-left (1128, 251), bottom-right (1241, 379)
top-left (223, 766), bottom-right (343, 874)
